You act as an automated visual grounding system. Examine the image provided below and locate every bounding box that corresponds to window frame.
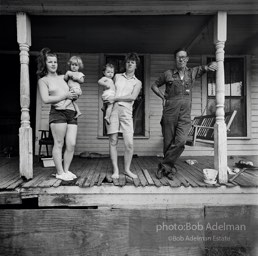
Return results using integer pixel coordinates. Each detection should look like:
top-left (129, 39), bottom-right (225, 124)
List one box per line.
top-left (201, 55), bottom-right (251, 139)
top-left (97, 53), bottom-right (150, 139)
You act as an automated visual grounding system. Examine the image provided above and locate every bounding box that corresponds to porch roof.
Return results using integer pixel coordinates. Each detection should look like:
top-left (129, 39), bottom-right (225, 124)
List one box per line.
top-left (1, 0), bottom-right (258, 15)
top-left (1, 14), bottom-right (258, 55)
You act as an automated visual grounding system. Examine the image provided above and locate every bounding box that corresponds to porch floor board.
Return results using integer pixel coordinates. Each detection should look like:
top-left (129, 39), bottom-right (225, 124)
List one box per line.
top-left (0, 156), bottom-right (258, 193)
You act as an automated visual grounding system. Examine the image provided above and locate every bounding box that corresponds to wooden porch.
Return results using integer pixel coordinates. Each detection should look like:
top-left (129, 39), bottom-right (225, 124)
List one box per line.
top-left (1, 155), bottom-right (257, 207)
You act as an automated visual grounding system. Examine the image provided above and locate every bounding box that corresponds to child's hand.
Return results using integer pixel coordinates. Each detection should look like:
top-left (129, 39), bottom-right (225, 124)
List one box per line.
top-left (104, 95), bottom-right (115, 104)
top-left (66, 91), bottom-right (78, 100)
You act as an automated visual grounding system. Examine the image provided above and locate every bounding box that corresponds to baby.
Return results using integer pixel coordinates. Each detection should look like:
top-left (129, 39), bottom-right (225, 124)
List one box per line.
top-left (55, 56), bottom-right (85, 118)
top-left (98, 63), bottom-right (116, 124)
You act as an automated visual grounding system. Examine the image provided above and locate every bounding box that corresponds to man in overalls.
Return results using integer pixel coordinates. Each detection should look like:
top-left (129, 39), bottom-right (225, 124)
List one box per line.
top-left (151, 48), bottom-right (217, 180)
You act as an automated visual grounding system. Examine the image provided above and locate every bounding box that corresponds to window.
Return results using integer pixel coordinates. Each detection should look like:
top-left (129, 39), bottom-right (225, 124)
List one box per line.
top-left (100, 54), bottom-right (146, 137)
top-left (207, 57), bottom-right (246, 137)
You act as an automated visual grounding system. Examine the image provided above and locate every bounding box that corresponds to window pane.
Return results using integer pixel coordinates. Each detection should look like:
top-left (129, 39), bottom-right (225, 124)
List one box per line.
top-left (206, 57), bottom-right (246, 137)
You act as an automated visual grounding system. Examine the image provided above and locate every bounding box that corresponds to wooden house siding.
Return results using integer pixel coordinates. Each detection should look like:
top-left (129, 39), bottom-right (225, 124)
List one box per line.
top-left (35, 53), bottom-right (258, 157)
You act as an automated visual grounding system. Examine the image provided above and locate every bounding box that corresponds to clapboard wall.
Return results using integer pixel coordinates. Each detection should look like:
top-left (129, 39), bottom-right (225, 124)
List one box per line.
top-left (35, 53), bottom-right (258, 157)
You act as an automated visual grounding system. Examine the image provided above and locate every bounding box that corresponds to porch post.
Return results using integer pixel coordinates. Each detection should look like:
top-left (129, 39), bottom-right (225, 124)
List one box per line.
top-left (16, 12), bottom-right (33, 179)
top-left (213, 11), bottom-right (227, 183)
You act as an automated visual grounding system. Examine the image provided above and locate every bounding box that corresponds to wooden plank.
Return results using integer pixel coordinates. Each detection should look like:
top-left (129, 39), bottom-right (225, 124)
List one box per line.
top-left (129, 158), bottom-right (140, 187)
top-left (182, 161), bottom-right (220, 187)
top-left (0, 157), bottom-right (13, 167)
top-left (0, 162), bottom-right (19, 181)
top-left (141, 168), bottom-right (154, 185)
top-left (233, 172), bottom-right (258, 187)
top-left (145, 168), bottom-right (162, 187)
top-left (37, 174), bottom-right (59, 188)
top-left (131, 158), bottom-right (148, 187)
top-left (89, 160), bottom-right (103, 187)
top-left (146, 156), bottom-right (184, 187)
top-left (76, 159), bottom-right (98, 187)
top-left (21, 165), bottom-right (52, 188)
top-left (119, 172), bottom-right (126, 187)
top-left (118, 157), bottom-right (126, 187)
top-left (96, 158), bottom-right (109, 186)
top-left (105, 160), bottom-right (113, 183)
top-left (0, 208), bottom-right (205, 256)
top-left (0, 174), bottom-right (22, 190)
top-left (146, 156), bottom-right (177, 186)
top-left (176, 162), bottom-right (208, 187)
top-left (175, 165), bottom-right (199, 187)
top-left (0, 191), bottom-right (22, 205)
top-left (174, 172), bottom-right (190, 187)
top-left (82, 164), bottom-right (98, 187)
top-left (5, 178), bottom-right (25, 190)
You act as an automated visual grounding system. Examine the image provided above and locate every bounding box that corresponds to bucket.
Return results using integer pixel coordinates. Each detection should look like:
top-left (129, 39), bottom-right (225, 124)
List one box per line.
top-left (203, 168), bottom-right (218, 184)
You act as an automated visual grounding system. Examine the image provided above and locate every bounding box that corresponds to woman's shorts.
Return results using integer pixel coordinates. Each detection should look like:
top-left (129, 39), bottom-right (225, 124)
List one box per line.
top-left (49, 107), bottom-right (78, 125)
top-left (106, 103), bottom-right (133, 135)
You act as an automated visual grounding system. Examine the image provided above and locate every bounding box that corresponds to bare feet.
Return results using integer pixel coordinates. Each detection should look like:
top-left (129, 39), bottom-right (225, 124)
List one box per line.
top-left (111, 173), bottom-right (119, 179)
top-left (125, 170), bottom-right (138, 179)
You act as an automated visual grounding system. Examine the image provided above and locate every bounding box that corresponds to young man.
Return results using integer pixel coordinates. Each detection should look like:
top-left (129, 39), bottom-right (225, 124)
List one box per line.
top-left (151, 48), bottom-right (217, 180)
top-left (106, 53), bottom-right (142, 179)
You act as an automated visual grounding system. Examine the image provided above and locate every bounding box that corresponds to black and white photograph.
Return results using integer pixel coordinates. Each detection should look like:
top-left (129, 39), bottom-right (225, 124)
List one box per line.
top-left (0, 1), bottom-right (258, 255)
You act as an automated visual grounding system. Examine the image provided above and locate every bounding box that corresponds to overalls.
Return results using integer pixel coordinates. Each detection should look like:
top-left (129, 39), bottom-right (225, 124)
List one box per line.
top-left (157, 67), bottom-right (206, 173)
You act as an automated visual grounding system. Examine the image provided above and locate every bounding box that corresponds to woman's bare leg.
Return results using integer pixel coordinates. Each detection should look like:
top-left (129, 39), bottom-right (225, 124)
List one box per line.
top-left (63, 124), bottom-right (78, 175)
top-left (123, 132), bottom-right (137, 179)
top-left (109, 133), bottom-right (119, 179)
top-left (50, 123), bottom-right (67, 175)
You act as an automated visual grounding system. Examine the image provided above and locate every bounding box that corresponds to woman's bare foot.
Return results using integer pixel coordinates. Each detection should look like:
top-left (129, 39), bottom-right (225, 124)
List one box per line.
top-left (111, 172), bottom-right (119, 179)
top-left (125, 170), bottom-right (137, 179)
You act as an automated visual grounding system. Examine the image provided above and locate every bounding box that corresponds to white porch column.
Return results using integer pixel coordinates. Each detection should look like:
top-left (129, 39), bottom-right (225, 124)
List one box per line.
top-left (213, 11), bottom-right (227, 183)
top-left (16, 12), bottom-right (33, 179)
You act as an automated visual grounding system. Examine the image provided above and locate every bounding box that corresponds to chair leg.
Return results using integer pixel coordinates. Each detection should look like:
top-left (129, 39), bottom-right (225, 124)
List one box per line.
top-left (38, 144), bottom-right (42, 162)
top-left (46, 145), bottom-right (49, 157)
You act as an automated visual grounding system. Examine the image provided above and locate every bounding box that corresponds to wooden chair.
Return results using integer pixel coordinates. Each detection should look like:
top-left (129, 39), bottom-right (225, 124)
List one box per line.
top-left (186, 110), bottom-right (237, 146)
top-left (38, 127), bottom-right (54, 159)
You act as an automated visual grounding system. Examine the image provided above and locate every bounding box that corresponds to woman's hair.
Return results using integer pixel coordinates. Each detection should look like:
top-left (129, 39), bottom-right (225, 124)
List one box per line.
top-left (102, 63), bottom-right (115, 73)
top-left (68, 56), bottom-right (84, 70)
top-left (124, 52), bottom-right (140, 68)
top-left (36, 48), bottom-right (58, 78)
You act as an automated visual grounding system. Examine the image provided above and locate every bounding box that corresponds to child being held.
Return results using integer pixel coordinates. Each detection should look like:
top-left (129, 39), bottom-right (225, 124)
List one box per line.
top-left (55, 56), bottom-right (85, 118)
top-left (98, 63), bottom-right (116, 124)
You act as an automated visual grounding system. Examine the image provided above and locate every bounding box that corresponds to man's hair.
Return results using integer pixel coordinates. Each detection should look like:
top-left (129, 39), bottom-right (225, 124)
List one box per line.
top-left (174, 48), bottom-right (188, 58)
top-left (124, 52), bottom-right (140, 67)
